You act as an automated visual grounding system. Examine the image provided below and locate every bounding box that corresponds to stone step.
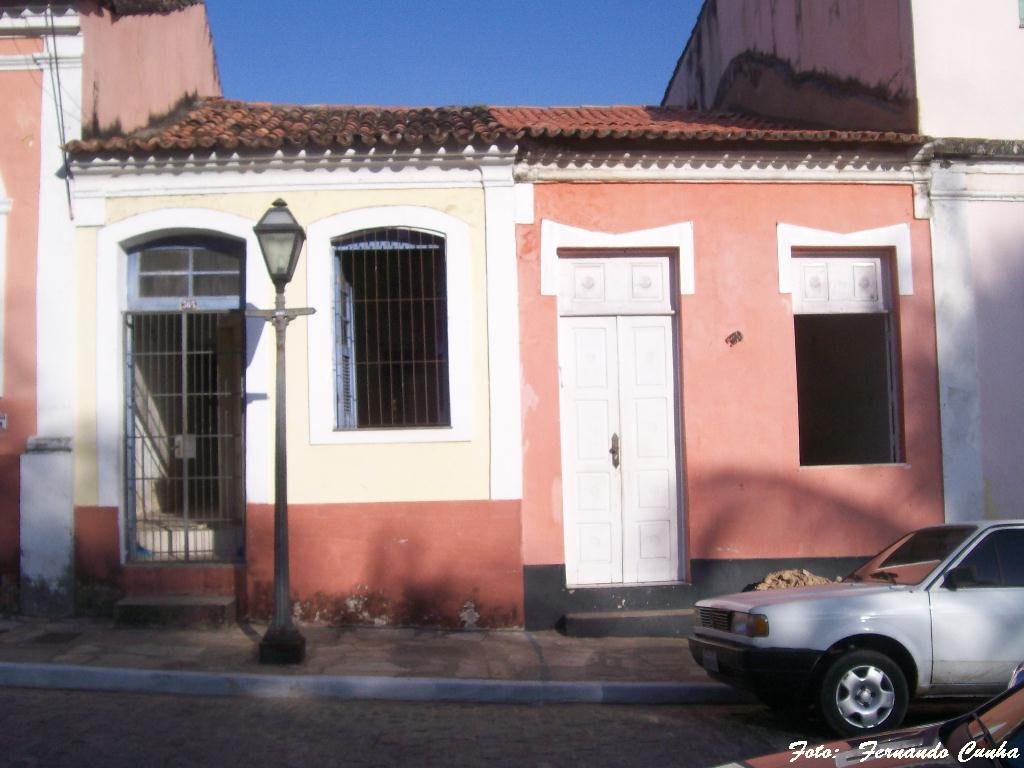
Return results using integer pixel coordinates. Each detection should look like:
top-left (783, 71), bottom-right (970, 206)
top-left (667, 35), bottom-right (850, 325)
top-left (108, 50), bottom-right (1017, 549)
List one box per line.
top-left (114, 594), bottom-right (236, 627)
top-left (563, 608), bottom-right (694, 638)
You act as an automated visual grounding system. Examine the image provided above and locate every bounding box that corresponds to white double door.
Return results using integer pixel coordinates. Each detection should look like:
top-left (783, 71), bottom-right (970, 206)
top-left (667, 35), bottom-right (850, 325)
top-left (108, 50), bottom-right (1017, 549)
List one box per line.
top-left (560, 314), bottom-right (680, 585)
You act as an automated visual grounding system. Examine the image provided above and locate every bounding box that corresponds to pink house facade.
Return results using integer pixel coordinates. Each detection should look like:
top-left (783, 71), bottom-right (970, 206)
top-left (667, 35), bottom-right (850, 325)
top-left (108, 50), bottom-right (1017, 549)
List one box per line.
top-left (0, 0), bottom-right (219, 615)
top-left (503, 109), bottom-right (946, 629)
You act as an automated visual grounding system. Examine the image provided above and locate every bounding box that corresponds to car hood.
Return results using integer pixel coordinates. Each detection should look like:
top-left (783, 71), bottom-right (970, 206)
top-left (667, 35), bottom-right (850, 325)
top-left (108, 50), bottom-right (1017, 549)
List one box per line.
top-left (697, 582), bottom-right (911, 612)
top-left (717, 721), bottom-right (950, 768)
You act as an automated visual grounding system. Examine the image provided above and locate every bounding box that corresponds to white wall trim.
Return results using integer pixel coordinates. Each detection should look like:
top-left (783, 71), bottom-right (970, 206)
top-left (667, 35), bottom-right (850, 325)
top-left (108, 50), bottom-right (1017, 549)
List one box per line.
top-left (928, 164), bottom-right (983, 523)
top-left (69, 147), bottom-right (519, 196)
top-left (306, 206), bottom-right (473, 445)
top-left (0, 7), bottom-right (80, 34)
top-left (540, 219), bottom-right (696, 296)
top-left (482, 165), bottom-right (523, 500)
top-left (95, 209), bottom-right (272, 560)
top-left (776, 223), bottom-right (914, 296)
top-left (514, 183), bottom-right (535, 224)
top-left (517, 149), bottom-right (920, 184)
top-left (35, 30), bottom-right (83, 439)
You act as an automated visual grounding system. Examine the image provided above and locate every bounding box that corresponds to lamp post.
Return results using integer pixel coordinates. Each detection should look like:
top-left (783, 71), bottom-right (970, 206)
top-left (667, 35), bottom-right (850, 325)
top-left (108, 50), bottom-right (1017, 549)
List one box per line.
top-left (250, 199), bottom-right (314, 664)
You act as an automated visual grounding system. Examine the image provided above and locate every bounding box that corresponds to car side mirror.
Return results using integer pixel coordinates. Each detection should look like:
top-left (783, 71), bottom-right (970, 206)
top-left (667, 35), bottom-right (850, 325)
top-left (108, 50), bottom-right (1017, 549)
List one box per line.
top-left (943, 565), bottom-right (974, 591)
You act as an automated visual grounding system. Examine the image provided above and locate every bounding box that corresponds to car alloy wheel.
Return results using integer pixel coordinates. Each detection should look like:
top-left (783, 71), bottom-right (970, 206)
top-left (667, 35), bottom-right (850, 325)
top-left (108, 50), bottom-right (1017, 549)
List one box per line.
top-left (819, 650), bottom-right (909, 737)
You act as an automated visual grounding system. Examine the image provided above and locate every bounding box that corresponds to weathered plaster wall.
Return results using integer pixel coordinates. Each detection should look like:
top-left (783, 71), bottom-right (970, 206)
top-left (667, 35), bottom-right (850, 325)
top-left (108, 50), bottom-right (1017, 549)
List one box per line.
top-left (518, 182), bottom-right (943, 569)
top-left (79, 0), bottom-right (220, 135)
top-left (663, 0), bottom-right (917, 131)
top-left (911, 0), bottom-right (1024, 140)
top-left (246, 501), bottom-right (523, 628)
top-left (968, 201), bottom-right (1024, 518)
top-left (71, 184), bottom-right (514, 623)
top-left (0, 63), bottom-right (42, 601)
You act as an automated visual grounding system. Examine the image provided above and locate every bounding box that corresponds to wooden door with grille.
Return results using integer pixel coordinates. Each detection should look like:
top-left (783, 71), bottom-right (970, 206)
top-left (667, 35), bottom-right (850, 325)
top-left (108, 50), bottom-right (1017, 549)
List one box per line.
top-left (124, 236), bottom-right (245, 562)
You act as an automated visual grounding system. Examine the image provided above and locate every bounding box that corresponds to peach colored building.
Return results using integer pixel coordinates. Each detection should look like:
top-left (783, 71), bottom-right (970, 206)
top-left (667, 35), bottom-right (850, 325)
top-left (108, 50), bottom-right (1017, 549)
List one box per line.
top-left (503, 108), bottom-right (944, 630)
top-left (63, 101), bottom-right (945, 633)
top-left (0, 0), bottom-right (218, 615)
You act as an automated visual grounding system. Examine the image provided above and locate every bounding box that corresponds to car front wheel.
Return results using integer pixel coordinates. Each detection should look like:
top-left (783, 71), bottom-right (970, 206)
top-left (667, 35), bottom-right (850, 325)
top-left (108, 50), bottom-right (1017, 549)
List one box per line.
top-left (818, 649), bottom-right (909, 737)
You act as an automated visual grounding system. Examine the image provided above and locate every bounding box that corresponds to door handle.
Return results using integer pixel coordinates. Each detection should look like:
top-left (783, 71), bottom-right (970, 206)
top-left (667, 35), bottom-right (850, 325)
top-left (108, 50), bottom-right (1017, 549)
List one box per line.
top-left (610, 432), bottom-right (620, 469)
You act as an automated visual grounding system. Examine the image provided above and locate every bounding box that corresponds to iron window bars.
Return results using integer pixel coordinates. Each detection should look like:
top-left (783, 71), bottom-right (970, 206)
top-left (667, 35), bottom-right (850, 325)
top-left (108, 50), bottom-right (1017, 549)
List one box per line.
top-left (333, 227), bottom-right (450, 429)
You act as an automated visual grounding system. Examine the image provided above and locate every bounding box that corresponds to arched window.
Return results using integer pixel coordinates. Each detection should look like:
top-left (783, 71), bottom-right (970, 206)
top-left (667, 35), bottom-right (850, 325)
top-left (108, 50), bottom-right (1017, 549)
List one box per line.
top-left (333, 227), bottom-right (449, 429)
top-left (129, 235), bottom-right (243, 311)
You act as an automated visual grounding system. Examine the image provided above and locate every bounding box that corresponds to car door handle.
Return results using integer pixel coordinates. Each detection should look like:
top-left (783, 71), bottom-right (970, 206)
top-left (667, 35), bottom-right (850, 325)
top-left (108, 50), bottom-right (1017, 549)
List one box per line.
top-left (610, 432), bottom-right (620, 468)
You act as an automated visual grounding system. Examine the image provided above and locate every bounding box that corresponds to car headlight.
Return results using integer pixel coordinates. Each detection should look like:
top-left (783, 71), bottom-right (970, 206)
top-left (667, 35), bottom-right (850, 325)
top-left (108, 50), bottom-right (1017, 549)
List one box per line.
top-left (730, 611), bottom-right (770, 637)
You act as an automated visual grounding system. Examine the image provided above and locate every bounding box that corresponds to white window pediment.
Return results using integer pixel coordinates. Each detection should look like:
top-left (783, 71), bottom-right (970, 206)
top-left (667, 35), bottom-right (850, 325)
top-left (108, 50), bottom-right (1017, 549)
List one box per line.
top-left (777, 223), bottom-right (913, 297)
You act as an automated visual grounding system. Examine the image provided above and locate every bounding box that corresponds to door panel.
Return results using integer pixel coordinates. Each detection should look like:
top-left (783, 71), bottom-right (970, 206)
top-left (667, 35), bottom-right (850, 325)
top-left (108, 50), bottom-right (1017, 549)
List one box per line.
top-left (618, 316), bottom-right (678, 583)
top-left (559, 313), bottom-right (680, 585)
top-left (929, 530), bottom-right (1024, 692)
top-left (560, 317), bottom-right (622, 585)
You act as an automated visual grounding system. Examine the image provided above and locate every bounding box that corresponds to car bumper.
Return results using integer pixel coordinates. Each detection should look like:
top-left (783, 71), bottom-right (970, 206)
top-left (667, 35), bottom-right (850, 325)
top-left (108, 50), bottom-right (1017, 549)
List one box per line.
top-left (688, 634), bottom-right (823, 700)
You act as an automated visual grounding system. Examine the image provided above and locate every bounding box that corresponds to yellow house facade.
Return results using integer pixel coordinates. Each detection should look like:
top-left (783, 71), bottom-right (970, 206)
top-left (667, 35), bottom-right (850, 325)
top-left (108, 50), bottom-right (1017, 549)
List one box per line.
top-left (68, 101), bottom-right (526, 626)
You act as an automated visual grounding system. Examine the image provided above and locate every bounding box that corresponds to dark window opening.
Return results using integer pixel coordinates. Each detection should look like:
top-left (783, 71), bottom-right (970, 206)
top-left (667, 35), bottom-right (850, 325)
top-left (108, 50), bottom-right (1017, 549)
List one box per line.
top-left (795, 312), bottom-right (900, 465)
top-left (333, 227), bottom-right (450, 429)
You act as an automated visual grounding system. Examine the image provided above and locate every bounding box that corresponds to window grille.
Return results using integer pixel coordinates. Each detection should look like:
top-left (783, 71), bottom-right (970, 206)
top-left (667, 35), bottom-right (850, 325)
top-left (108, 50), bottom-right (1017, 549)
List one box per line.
top-left (124, 235), bottom-right (245, 562)
top-left (333, 227), bottom-right (450, 429)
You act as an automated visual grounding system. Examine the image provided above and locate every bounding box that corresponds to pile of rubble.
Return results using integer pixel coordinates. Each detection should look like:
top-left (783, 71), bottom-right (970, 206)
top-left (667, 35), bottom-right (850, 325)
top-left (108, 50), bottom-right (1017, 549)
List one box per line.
top-left (749, 568), bottom-right (838, 591)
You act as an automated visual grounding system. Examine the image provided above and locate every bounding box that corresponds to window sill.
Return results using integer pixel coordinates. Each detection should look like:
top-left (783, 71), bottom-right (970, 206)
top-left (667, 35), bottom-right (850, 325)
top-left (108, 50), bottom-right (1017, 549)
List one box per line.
top-left (798, 462), bottom-right (910, 469)
top-left (310, 423), bottom-right (472, 445)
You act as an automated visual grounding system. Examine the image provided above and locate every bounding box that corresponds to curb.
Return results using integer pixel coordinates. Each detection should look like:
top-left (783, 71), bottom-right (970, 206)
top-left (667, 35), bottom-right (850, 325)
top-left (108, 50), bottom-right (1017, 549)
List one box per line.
top-left (0, 662), bottom-right (754, 705)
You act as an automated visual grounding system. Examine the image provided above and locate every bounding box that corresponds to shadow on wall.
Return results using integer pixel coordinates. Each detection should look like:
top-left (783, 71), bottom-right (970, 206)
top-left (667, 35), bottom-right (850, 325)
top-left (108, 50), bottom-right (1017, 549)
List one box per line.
top-left (693, 242), bottom-right (947, 569)
top-left (248, 509), bottom-right (522, 630)
top-left (966, 224), bottom-right (1024, 520)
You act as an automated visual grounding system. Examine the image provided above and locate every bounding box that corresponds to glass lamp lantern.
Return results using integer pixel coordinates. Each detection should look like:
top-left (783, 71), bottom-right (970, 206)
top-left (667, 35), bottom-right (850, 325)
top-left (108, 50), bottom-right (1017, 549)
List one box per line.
top-left (254, 199), bottom-right (306, 289)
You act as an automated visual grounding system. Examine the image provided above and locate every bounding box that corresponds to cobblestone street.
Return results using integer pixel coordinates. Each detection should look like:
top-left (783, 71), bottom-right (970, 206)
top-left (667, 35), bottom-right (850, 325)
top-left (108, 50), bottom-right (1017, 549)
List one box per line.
top-left (0, 687), bottom-right (972, 768)
top-left (1, 687), bottom-right (803, 768)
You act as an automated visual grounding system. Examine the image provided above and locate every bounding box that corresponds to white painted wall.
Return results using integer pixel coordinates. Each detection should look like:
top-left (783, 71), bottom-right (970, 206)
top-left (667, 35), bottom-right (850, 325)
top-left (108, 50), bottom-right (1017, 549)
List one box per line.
top-left (927, 158), bottom-right (1024, 521)
top-left (19, 20), bottom-right (82, 616)
top-left (911, 0), bottom-right (1024, 140)
top-left (966, 197), bottom-right (1024, 519)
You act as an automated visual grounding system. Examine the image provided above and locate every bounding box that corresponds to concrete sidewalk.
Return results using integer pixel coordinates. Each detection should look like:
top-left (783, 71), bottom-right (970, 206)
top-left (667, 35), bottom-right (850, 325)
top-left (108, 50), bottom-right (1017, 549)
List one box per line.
top-left (0, 616), bottom-right (751, 705)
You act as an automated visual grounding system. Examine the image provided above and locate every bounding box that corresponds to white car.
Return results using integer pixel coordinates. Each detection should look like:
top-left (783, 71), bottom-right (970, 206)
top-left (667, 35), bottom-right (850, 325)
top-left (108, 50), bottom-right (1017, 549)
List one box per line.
top-left (689, 520), bottom-right (1024, 736)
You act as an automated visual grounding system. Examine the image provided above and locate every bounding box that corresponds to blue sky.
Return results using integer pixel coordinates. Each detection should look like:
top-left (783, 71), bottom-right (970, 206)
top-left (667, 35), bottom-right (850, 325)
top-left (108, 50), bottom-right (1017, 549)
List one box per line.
top-left (204, 1), bottom-right (704, 107)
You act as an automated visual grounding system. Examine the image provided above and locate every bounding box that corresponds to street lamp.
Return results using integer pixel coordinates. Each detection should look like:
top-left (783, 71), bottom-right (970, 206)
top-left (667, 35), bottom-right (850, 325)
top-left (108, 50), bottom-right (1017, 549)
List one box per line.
top-left (250, 199), bottom-right (314, 664)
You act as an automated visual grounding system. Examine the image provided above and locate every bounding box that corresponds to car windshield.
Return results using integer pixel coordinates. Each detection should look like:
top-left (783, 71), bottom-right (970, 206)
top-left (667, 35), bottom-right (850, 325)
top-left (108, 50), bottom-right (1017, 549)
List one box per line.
top-left (847, 525), bottom-right (976, 586)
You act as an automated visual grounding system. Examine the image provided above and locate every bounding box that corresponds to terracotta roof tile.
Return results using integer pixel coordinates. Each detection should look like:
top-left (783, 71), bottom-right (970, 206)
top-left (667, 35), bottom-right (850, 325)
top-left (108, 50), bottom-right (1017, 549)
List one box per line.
top-left (0, 0), bottom-right (201, 13)
top-left (98, 0), bottom-right (202, 15)
top-left (66, 98), bottom-right (925, 157)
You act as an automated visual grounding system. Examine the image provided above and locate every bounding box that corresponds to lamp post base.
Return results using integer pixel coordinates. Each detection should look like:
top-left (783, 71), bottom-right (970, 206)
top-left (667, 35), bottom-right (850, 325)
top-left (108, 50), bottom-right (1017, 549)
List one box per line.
top-left (259, 626), bottom-right (306, 665)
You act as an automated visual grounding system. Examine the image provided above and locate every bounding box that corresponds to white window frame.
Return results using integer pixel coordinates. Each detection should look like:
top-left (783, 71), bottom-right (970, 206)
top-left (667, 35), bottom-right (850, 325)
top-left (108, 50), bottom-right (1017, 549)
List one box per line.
top-left (777, 222), bottom-right (914, 468)
top-left (306, 206), bottom-right (472, 444)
